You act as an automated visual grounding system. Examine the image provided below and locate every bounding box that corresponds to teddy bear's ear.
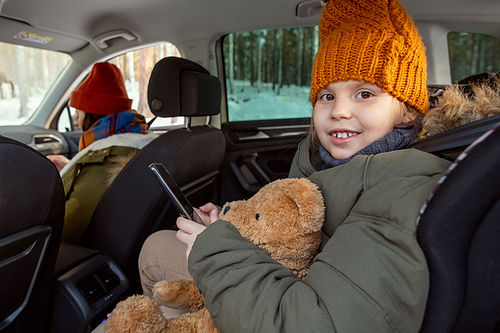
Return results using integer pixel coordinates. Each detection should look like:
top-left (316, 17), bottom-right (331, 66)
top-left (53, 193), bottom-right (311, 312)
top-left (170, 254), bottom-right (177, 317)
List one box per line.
top-left (279, 178), bottom-right (325, 232)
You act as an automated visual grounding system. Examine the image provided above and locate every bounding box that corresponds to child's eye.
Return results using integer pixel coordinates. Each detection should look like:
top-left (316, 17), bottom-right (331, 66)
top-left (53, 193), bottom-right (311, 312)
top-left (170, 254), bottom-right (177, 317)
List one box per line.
top-left (319, 93), bottom-right (334, 101)
top-left (356, 91), bottom-right (374, 99)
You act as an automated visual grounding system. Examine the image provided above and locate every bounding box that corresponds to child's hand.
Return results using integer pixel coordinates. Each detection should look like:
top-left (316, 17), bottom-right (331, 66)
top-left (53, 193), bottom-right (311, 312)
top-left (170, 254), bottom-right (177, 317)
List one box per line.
top-left (46, 154), bottom-right (69, 172)
top-left (176, 203), bottom-right (219, 261)
top-left (196, 203), bottom-right (220, 226)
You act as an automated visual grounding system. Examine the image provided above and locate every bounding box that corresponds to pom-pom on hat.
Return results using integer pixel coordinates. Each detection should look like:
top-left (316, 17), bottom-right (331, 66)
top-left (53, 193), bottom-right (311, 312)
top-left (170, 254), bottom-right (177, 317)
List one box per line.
top-left (69, 62), bottom-right (132, 116)
top-left (311, 0), bottom-right (428, 114)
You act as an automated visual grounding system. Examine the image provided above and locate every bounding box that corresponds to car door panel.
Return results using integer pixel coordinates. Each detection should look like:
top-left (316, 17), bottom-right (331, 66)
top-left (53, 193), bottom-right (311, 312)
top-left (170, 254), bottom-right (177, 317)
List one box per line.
top-left (0, 125), bottom-right (70, 156)
top-left (219, 119), bottom-right (309, 204)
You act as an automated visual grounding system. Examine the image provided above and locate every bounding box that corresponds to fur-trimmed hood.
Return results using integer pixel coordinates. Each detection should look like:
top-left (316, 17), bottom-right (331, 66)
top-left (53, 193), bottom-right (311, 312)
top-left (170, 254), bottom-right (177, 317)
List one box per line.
top-left (60, 132), bottom-right (158, 176)
top-left (421, 79), bottom-right (500, 138)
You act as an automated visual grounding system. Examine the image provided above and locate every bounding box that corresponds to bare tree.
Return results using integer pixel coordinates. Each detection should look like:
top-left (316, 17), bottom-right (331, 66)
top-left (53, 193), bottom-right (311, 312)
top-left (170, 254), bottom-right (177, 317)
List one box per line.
top-left (138, 47), bottom-right (155, 117)
top-left (227, 34), bottom-right (234, 95)
top-left (16, 46), bottom-right (28, 117)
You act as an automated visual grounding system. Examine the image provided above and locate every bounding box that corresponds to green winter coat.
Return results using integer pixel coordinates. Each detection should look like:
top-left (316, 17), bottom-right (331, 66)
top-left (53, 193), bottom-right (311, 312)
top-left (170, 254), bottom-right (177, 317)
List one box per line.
top-left (188, 137), bottom-right (451, 333)
top-left (60, 132), bottom-right (157, 244)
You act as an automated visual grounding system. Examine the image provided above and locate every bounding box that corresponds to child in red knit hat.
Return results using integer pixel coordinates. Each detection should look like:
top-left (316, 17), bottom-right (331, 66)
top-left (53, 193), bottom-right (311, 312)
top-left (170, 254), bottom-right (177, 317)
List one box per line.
top-left (48, 62), bottom-right (158, 245)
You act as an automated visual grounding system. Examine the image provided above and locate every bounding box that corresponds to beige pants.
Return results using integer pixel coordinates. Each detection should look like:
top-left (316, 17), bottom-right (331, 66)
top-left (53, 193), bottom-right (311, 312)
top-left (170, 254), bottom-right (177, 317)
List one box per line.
top-left (92, 230), bottom-right (191, 333)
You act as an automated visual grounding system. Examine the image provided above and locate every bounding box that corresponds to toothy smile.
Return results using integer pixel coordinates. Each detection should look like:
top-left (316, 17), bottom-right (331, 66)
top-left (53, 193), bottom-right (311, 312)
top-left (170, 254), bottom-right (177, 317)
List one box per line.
top-left (332, 132), bottom-right (357, 139)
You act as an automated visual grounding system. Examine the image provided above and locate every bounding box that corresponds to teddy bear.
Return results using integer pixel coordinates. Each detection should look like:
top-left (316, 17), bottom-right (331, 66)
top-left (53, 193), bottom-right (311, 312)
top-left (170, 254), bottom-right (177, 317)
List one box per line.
top-left (104, 177), bottom-right (325, 333)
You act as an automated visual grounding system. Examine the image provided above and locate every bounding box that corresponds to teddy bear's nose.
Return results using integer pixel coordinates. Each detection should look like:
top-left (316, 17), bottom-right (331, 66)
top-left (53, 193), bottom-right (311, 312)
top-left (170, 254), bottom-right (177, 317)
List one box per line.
top-left (223, 205), bottom-right (230, 214)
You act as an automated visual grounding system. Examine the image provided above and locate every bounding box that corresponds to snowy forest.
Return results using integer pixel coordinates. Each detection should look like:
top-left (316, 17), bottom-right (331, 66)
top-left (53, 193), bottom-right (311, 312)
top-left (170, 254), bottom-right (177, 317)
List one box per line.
top-left (447, 32), bottom-right (500, 83)
top-left (0, 43), bottom-right (70, 119)
top-left (223, 27), bottom-right (320, 121)
top-left (224, 27), bottom-right (319, 95)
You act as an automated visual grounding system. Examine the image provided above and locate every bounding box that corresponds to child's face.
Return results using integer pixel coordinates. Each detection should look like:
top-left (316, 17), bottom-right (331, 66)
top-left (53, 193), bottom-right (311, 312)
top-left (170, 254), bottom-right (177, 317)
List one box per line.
top-left (313, 80), bottom-right (411, 160)
top-left (76, 109), bottom-right (85, 130)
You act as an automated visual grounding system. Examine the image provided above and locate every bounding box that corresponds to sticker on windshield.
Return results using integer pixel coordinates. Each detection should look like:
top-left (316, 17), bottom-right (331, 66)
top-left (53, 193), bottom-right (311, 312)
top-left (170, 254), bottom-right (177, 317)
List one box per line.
top-left (14, 31), bottom-right (53, 44)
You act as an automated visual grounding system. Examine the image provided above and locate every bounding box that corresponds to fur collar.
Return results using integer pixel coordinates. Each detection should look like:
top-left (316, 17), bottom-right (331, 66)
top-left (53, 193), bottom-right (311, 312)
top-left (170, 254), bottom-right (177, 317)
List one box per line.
top-left (60, 132), bottom-right (158, 176)
top-left (422, 80), bottom-right (500, 138)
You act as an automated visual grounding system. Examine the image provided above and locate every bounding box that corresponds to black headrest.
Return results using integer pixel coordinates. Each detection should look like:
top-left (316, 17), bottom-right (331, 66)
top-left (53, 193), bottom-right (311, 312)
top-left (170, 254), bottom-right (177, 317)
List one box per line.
top-left (147, 57), bottom-right (221, 118)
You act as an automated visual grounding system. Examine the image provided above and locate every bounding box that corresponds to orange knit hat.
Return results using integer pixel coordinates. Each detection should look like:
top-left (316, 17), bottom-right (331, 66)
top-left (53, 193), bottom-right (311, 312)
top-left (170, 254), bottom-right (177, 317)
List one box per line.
top-left (311, 0), bottom-right (428, 114)
top-left (69, 62), bottom-right (132, 115)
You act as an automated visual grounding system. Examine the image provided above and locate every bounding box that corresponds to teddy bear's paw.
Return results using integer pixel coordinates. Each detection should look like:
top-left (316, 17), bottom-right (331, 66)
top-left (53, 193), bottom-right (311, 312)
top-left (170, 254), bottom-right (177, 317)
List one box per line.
top-left (105, 295), bottom-right (168, 333)
top-left (164, 307), bottom-right (219, 333)
top-left (153, 279), bottom-right (205, 311)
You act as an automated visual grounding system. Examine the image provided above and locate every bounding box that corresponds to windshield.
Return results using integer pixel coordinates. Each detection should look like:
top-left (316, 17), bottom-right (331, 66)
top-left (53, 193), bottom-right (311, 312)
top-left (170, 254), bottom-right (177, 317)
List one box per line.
top-left (0, 42), bottom-right (70, 125)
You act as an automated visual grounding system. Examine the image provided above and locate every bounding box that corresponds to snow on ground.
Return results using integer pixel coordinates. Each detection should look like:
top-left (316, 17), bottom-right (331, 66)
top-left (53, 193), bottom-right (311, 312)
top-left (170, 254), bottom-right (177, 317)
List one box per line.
top-left (0, 94), bottom-right (42, 126)
top-left (227, 81), bottom-right (312, 121)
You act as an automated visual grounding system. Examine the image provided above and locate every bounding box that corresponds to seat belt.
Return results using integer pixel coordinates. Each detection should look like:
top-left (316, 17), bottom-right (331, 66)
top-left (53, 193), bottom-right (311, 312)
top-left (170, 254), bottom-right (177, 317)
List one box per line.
top-left (409, 113), bottom-right (500, 161)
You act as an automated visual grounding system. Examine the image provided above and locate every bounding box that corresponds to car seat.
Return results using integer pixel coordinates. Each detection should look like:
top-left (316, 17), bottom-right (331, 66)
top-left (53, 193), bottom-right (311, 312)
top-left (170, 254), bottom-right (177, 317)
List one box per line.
top-left (79, 57), bottom-right (226, 293)
top-left (0, 136), bottom-right (65, 333)
top-left (418, 121), bottom-right (500, 332)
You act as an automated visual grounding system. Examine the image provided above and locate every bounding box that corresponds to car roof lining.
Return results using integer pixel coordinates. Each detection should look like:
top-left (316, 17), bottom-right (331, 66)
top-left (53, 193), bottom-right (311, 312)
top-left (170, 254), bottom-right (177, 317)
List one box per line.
top-left (0, 0), bottom-right (499, 56)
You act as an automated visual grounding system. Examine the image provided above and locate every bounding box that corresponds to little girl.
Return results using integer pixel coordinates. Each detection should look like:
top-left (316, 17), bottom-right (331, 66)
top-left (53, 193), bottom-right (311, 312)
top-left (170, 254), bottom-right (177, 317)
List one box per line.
top-left (142, 0), bottom-right (451, 331)
top-left (47, 62), bottom-right (157, 245)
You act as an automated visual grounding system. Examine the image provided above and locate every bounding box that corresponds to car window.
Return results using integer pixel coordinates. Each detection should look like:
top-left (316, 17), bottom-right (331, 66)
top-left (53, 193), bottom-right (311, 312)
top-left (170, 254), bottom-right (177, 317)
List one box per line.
top-left (448, 32), bottom-right (500, 83)
top-left (0, 42), bottom-right (70, 125)
top-left (58, 42), bottom-right (182, 132)
top-left (222, 27), bottom-right (319, 122)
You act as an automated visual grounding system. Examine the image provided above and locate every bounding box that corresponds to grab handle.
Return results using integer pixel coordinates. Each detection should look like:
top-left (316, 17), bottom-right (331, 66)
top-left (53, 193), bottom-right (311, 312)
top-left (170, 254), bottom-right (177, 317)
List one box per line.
top-left (94, 30), bottom-right (137, 49)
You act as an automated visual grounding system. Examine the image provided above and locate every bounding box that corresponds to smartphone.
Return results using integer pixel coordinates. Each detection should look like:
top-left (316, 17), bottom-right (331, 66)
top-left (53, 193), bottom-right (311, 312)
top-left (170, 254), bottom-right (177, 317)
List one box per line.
top-left (148, 163), bottom-right (205, 225)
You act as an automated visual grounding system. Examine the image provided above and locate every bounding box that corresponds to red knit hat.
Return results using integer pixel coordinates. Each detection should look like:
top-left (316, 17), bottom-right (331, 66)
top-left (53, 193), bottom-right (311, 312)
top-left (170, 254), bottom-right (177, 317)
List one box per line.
top-left (69, 62), bottom-right (132, 115)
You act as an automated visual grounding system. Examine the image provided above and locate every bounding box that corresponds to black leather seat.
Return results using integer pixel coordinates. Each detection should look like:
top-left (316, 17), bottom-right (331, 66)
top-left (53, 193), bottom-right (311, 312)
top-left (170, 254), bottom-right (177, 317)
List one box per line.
top-left (0, 136), bottom-right (65, 333)
top-left (418, 122), bottom-right (500, 333)
top-left (80, 57), bottom-right (226, 293)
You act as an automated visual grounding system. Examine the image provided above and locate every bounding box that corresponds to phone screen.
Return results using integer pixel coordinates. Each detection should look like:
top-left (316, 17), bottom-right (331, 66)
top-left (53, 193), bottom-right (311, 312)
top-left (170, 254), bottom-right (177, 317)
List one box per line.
top-left (149, 163), bottom-right (205, 225)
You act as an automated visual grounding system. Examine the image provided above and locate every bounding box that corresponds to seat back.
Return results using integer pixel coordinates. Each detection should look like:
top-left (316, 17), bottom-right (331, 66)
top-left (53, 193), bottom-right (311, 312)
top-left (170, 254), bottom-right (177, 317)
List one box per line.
top-left (418, 122), bottom-right (500, 333)
top-left (0, 136), bottom-right (65, 333)
top-left (81, 57), bottom-right (225, 293)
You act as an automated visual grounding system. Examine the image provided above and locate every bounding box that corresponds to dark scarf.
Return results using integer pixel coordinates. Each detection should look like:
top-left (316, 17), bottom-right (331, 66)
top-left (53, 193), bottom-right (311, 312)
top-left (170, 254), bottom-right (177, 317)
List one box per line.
top-left (319, 126), bottom-right (417, 170)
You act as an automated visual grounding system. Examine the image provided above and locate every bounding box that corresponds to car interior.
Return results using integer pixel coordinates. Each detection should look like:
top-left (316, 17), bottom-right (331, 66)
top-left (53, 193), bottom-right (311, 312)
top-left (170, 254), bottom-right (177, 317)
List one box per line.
top-left (0, 0), bottom-right (499, 332)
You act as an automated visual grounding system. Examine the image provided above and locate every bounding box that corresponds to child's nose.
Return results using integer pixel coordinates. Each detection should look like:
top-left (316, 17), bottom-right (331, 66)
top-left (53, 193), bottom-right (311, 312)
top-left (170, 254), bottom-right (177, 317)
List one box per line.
top-left (330, 100), bottom-right (352, 120)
